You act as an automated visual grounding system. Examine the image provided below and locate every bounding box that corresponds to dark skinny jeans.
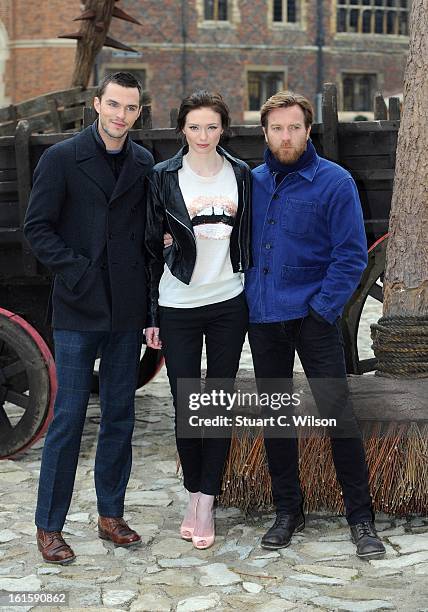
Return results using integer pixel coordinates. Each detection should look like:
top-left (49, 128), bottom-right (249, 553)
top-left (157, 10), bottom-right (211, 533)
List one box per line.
top-left (160, 293), bottom-right (248, 495)
top-left (248, 312), bottom-right (373, 526)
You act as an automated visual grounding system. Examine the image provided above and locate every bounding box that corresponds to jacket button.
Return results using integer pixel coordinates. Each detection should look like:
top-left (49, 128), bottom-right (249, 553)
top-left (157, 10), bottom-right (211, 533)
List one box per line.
top-left (108, 232), bottom-right (113, 239)
top-left (263, 267), bottom-right (269, 274)
top-left (265, 243), bottom-right (271, 250)
top-left (268, 219), bottom-right (276, 225)
top-left (273, 194), bottom-right (279, 200)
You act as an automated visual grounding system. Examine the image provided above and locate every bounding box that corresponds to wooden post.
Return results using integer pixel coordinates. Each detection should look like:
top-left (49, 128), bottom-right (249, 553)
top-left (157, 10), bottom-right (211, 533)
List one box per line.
top-left (321, 83), bottom-right (339, 162)
top-left (46, 98), bottom-right (62, 133)
top-left (170, 108), bottom-right (178, 128)
top-left (83, 106), bottom-right (97, 129)
top-left (14, 120), bottom-right (37, 276)
top-left (374, 93), bottom-right (388, 120)
top-left (388, 97), bottom-right (401, 120)
top-left (133, 114), bottom-right (142, 130)
top-left (141, 106), bottom-right (152, 129)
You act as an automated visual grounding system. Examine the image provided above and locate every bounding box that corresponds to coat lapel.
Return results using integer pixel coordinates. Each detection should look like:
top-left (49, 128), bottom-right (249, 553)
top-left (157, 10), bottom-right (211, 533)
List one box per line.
top-left (109, 142), bottom-right (144, 206)
top-left (75, 127), bottom-right (116, 200)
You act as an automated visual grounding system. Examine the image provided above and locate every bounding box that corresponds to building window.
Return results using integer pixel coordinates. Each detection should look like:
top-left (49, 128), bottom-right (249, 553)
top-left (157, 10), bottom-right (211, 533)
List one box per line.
top-left (342, 73), bottom-right (377, 111)
top-left (337, 0), bottom-right (409, 35)
top-left (272, 0), bottom-right (298, 23)
top-left (204, 0), bottom-right (228, 21)
top-left (248, 71), bottom-right (285, 111)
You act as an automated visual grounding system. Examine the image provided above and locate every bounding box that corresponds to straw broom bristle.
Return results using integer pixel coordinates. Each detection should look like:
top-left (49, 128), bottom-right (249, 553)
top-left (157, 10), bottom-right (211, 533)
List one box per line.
top-left (217, 422), bottom-right (428, 515)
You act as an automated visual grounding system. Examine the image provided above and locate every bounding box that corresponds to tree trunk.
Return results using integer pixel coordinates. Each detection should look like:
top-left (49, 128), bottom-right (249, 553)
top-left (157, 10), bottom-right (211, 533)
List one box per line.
top-left (383, 0), bottom-right (428, 317)
top-left (71, 0), bottom-right (116, 88)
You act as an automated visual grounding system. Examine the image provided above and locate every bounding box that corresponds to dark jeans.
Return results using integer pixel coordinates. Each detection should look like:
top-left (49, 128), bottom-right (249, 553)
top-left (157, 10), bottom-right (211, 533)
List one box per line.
top-left (248, 313), bottom-right (373, 525)
top-left (160, 293), bottom-right (248, 496)
top-left (35, 329), bottom-right (142, 531)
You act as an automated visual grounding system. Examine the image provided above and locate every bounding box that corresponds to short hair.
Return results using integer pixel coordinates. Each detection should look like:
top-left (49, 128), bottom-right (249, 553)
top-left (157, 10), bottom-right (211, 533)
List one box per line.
top-left (260, 91), bottom-right (314, 129)
top-left (176, 90), bottom-right (231, 135)
top-left (96, 72), bottom-right (143, 105)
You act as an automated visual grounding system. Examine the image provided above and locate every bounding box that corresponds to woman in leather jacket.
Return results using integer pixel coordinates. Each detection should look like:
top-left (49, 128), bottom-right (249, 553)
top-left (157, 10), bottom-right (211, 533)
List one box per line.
top-left (145, 90), bottom-right (251, 550)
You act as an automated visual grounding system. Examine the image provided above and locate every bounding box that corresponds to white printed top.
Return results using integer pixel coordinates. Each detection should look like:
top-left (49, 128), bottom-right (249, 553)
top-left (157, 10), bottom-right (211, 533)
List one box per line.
top-left (158, 155), bottom-right (243, 308)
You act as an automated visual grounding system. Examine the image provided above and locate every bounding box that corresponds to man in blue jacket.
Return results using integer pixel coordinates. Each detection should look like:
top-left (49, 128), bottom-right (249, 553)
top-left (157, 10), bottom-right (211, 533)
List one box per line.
top-left (246, 91), bottom-right (385, 559)
top-left (24, 72), bottom-right (154, 564)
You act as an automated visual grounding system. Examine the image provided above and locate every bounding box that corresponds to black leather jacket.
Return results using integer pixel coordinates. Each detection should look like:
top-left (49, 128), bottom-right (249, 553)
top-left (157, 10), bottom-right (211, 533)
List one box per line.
top-left (145, 145), bottom-right (252, 327)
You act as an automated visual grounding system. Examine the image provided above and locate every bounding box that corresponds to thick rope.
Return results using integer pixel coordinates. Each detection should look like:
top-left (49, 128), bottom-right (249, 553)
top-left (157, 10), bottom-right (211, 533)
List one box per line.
top-left (370, 316), bottom-right (428, 378)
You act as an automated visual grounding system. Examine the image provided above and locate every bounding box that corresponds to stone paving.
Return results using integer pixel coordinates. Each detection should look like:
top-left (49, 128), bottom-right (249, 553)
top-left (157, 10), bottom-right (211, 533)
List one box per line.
top-left (1, 326), bottom-right (428, 611)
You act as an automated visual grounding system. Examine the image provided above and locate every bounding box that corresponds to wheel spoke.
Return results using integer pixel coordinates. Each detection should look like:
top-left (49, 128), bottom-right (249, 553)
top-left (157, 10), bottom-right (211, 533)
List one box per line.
top-left (0, 311), bottom-right (57, 457)
top-left (2, 360), bottom-right (26, 380)
top-left (5, 389), bottom-right (29, 410)
top-left (0, 405), bottom-right (13, 431)
top-left (368, 283), bottom-right (383, 302)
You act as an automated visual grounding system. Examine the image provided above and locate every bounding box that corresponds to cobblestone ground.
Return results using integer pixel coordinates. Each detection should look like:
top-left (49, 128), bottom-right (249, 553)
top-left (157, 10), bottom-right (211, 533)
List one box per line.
top-left (1, 301), bottom-right (427, 611)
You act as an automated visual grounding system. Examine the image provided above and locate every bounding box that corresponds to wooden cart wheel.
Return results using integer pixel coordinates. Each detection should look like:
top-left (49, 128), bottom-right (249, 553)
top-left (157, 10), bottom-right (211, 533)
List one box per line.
top-left (342, 234), bottom-right (388, 374)
top-left (0, 308), bottom-right (56, 459)
top-left (91, 346), bottom-right (164, 393)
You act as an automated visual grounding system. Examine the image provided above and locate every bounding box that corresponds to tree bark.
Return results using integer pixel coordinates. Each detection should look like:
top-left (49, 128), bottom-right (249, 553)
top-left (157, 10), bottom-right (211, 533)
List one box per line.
top-left (71, 0), bottom-right (116, 88)
top-left (383, 0), bottom-right (428, 317)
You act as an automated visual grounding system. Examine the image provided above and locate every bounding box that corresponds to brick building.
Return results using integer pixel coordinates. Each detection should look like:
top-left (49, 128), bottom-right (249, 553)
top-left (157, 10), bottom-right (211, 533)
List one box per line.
top-left (0, 0), bottom-right (409, 126)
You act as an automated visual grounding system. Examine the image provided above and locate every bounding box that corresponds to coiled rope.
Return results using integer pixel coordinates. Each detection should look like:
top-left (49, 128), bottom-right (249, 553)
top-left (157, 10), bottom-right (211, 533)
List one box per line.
top-left (370, 316), bottom-right (428, 378)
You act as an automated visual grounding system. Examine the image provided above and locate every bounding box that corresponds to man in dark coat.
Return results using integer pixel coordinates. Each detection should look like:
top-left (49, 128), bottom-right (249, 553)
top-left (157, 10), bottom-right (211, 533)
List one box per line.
top-left (24, 72), bottom-right (154, 564)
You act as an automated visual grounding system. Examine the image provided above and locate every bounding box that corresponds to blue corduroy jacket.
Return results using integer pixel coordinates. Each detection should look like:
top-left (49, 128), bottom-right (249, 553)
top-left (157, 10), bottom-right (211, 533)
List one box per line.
top-left (245, 149), bottom-right (368, 324)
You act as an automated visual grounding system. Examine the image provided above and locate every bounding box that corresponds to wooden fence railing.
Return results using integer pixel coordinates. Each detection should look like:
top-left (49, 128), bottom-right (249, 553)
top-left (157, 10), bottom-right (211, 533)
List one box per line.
top-left (0, 84), bottom-right (401, 137)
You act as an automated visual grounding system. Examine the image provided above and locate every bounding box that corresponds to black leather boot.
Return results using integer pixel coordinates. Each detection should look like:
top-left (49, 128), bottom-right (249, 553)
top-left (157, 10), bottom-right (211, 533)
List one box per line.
top-left (350, 521), bottom-right (386, 559)
top-left (261, 512), bottom-right (305, 550)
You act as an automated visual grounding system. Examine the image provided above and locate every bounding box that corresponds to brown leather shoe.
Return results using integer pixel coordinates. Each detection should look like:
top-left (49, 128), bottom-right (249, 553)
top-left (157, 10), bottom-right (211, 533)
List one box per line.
top-left (36, 528), bottom-right (76, 564)
top-left (98, 516), bottom-right (141, 547)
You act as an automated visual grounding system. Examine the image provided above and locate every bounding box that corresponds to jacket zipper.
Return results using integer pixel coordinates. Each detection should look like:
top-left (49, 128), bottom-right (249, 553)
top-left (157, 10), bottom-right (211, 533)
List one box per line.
top-left (238, 178), bottom-right (245, 269)
top-left (166, 210), bottom-right (196, 243)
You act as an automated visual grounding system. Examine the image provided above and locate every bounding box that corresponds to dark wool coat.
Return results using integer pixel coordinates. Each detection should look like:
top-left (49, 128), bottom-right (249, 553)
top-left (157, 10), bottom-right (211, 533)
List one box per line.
top-left (24, 125), bottom-right (154, 331)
